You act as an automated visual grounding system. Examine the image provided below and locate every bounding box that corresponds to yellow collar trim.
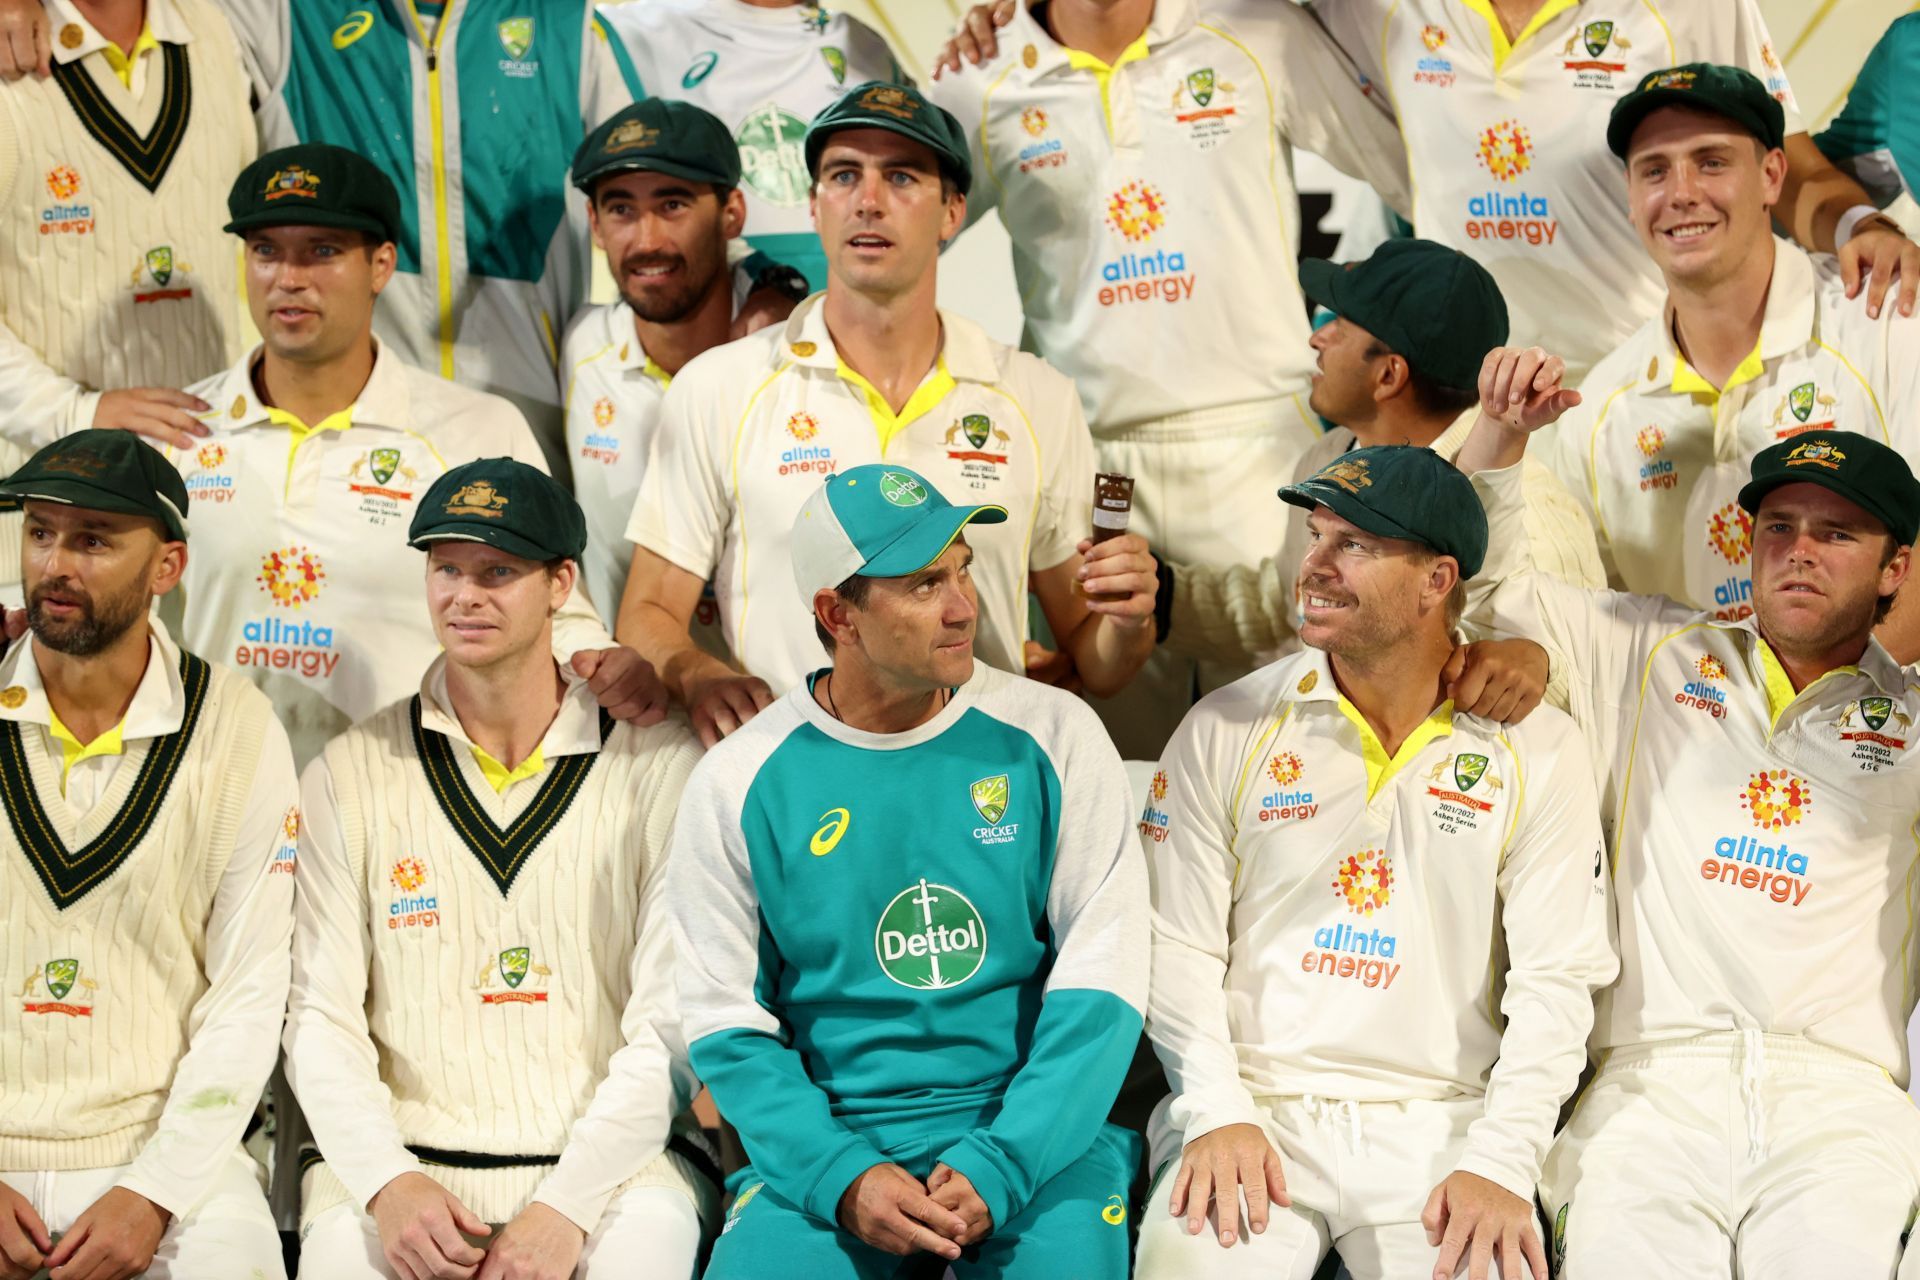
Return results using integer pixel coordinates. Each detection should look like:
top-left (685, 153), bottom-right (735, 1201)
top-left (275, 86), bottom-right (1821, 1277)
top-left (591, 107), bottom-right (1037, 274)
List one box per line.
top-left (100, 24), bottom-right (159, 88)
top-left (1670, 339), bottom-right (1765, 402)
top-left (470, 742), bottom-right (545, 794)
top-left (46, 708), bottom-right (126, 797)
top-left (265, 403), bottom-right (356, 489)
top-left (836, 356), bottom-right (956, 455)
top-left (1754, 639), bottom-right (1859, 731)
top-left (1458, 0), bottom-right (1580, 71)
top-left (1336, 698), bottom-right (1455, 802)
top-left (1062, 32), bottom-right (1151, 136)
top-left (642, 356), bottom-right (673, 389)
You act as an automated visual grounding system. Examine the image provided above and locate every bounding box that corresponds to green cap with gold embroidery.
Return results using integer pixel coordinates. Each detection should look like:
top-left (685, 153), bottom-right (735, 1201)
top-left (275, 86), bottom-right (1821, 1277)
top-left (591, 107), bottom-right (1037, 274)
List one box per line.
top-left (0, 429), bottom-right (189, 540)
top-left (225, 143), bottom-right (402, 241)
top-left (1278, 444), bottom-right (1488, 578)
top-left (1738, 432), bottom-right (1920, 544)
top-left (1607, 62), bottom-right (1786, 159)
top-left (571, 98), bottom-right (742, 193)
top-left (804, 81), bottom-right (972, 196)
top-left (408, 458), bottom-right (586, 562)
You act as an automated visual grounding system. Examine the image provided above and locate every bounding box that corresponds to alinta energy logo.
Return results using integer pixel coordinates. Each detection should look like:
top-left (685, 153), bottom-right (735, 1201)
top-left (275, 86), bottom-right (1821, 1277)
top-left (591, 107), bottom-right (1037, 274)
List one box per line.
top-left (388, 856), bottom-right (439, 930)
top-left (581, 396), bottom-right (620, 467)
top-left (186, 442), bottom-right (235, 504)
top-left (241, 547), bottom-right (339, 679)
top-left (1704, 502), bottom-right (1754, 619)
top-left (778, 411), bottom-right (834, 477)
top-left (270, 806), bottom-right (299, 876)
top-left (1139, 769), bottom-right (1171, 844)
top-left (41, 165), bottom-right (92, 235)
top-left (1414, 24), bottom-right (1455, 87)
top-left (1017, 105), bottom-right (1066, 174)
top-left (1304, 849), bottom-right (1401, 989)
top-left (1702, 770), bottom-right (1814, 907)
top-left (1675, 652), bottom-right (1729, 719)
top-left (1099, 182), bottom-right (1192, 308)
top-left (1258, 751), bottom-right (1316, 822)
top-left (1635, 424), bottom-right (1675, 491)
top-left (1465, 120), bottom-right (1558, 247)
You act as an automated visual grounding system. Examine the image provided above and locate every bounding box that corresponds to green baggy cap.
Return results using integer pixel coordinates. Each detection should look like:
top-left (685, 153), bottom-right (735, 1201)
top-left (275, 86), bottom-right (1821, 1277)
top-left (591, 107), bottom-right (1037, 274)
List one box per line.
top-left (804, 81), bottom-right (972, 196)
top-left (225, 143), bottom-right (403, 242)
top-left (1298, 239), bottom-right (1508, 392)
top-left (572, 98), bottom-right (742, 193)
top-left (1607, 62), bottom-right (1786, 159)
top-left (1738, 432), bottom-right (1920, 545)
top-left (0, 429), bottom-right (189, 540)
top-left (408, 458), bottom-right (587, 563)
top-left (1279, 445), bottom-right (1488, 578)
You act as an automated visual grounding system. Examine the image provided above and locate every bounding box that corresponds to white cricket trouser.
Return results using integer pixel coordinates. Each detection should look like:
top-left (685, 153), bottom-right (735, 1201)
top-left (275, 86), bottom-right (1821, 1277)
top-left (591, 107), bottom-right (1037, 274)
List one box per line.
top-left (1088, 396), bottom-right (1320, 760)
top-left (299, 1182), bottom-right (706, 1279)
top-left (0, 1146), bottom-right (284, 1279)
top-left (1135, 1092), bottom-right (1490, 1280)
top-left (1543, 1030), bottom-right (1920, 1280)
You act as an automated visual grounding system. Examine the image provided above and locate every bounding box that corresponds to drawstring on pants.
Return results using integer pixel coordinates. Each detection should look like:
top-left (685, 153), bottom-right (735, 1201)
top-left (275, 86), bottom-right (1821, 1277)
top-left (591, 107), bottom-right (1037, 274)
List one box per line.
top-left (1302, 1096), bottom-right (1364, 1151)
top-left (1740, 1029), bottom-right (1769, 1162)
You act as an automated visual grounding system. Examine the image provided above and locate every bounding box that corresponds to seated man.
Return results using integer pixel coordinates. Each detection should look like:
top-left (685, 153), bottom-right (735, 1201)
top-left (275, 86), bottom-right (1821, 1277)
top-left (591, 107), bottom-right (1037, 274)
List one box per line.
top-left (670, 463), bottom-right (1152, 1278)
top-left (285, 459), bottom-right (718, 1279)
top-left (1136, 445), bottom-right (1614, 1280)
top-left (0, 431), bottom-right (297, 1279)
top-left (1458, 344), bottom-right (1920, 1279)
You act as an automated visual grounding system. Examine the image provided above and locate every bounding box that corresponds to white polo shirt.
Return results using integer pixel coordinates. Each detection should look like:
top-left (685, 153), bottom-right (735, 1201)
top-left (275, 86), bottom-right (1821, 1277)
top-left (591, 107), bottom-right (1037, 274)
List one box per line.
top-left (599, 0), bottom-right (902, 291)
top-left (924, 0), bottom-right (1409, 434)
top-left (1550, 238), bottom-right (1920, 618)
top-left (170, 343), bottom-right (611, 765)
top-left (1473, 463), bottom-right (1920, 1079)
top-left (1146, 646), bottom-right (1614, 1200)
top-left (626, 294), bottom-right (1095, 694)
top-left (1313, 0), bottom-right (1799, 379)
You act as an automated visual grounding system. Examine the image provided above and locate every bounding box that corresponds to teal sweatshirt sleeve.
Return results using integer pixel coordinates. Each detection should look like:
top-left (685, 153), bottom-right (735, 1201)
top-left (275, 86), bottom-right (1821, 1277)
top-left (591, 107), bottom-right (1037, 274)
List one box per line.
top-left (934, 702), bottom-right (1149, 1229)
top-left (1815, 14), bottom-right (1920, 206)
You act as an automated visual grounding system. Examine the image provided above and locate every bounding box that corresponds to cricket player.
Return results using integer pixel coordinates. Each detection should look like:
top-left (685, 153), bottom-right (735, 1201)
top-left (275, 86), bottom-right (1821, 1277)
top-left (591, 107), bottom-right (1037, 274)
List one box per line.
top-left (601, 0), bottom-right (904, 291)
top-left (670, 462), bottom-right (1149, 1278)
top-left (287, 458), bottom-right (717, 1280)
top-left (164, 142), bottom-right (657, 767)
top-left (1546, 66), bottom-right (1920, 660)
top-left (620, 82), bottom-right (1157, 746)
top-left (1457, 346), bottom-right (1920, 1278)
top-left (1135, 444), bottom-right (1613, 1280)
top-left (0, 430), bottom-right (297, 1278)
top-left (924, 0), bottom-right (1412, 755)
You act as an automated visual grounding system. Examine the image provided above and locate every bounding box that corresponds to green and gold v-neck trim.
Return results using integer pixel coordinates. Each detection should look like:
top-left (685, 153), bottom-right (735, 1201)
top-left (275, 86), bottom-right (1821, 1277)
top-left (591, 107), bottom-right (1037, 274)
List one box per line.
top-left (50, 41), bottom-right (191, 193)
top-left (409, 697), bottom-right (613, 897)
top-left (1, 651), bottom-right (210, 910)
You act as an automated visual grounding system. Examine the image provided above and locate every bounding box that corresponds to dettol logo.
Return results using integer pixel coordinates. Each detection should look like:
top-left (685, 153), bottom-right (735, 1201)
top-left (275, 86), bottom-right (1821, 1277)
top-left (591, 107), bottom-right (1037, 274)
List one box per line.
top-left (875, 878), bottom-right (986, 990)
top-left (736, 102), bottom-right (811, 206)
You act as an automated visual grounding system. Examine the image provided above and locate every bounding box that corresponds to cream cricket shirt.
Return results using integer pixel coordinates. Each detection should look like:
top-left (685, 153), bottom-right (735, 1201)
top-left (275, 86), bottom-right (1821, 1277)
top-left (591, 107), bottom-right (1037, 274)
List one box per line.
top-left (924, 0), bottom-right (1409, 434)
top-left (1474, 463), bottom-right (1920, 1079)
top-left (1551, 239), bottom-right (1920, 619)
top-left (169, 343), bottom-right (612, 765)
top-left (625, 295), bottom-right (1094, 694)
top-left (1144, 647), bottom-right (1614, 1199)
top-left (1313, 0), bottom-right (1799, 380)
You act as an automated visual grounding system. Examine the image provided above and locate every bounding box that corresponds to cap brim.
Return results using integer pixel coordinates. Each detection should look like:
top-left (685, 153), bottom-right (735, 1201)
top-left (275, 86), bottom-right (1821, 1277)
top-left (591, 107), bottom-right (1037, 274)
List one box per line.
top-left (1608, 92), bottom-right (1775, 158)
top-left (1737, 472), bottom-right (1913, 545)
top-left (574, 156), bottom-right (737, 192)
top-left (226, 208), bottom-right (394, 241)
top-left (0, 480), bottom-right (186, 539)
top-left (1278, 479), bottom-right (1429, 549)
top-left (860, 503), bottom-right (1008, 578)
top-left (409, 523), bottom-right (565, 562)
top-left (805, 116), bottom-right (971, 195)
top-left (1296, 257), bottom-right (1347, 314)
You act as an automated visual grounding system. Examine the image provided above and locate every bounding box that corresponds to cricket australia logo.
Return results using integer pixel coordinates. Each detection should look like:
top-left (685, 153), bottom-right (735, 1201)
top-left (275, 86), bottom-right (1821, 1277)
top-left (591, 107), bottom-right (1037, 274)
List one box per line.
top-left (497, 17), bottom-right (538, 76)
top-left (22, 958), bottom-right (97, 1016)
top-left (1836, 696), bottom-right (1911, 769)
top-left (971, 774), bottom-right (1019, 845)
top-left (875, 879), bottom-right (987, 990)
top-left (1426, 751), bottom-right (1501, 832)
top-left (1772, 383), bottom-right (1837, 437)
top-left (1561, 20), bottom-right (1629, 84)
top-left (476, 945), bottom-right (551, 1004)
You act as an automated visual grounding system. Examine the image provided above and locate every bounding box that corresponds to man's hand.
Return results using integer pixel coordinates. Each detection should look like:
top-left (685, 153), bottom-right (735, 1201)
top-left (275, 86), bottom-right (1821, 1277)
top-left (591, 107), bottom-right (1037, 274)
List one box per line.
top-left (475, 1202), bottom-right (583, 1280)
top-left (41, 1186), bottom-right (168, 1280)
top-left (731, 287), bottom-right (799, 340)
top-left (926, 1164), bottom-right (993, 1248)
top-left (838, 1164), bottom-right (968, 1260)
top-left (1421, 1170), bottom-right (1546, 1280)
top-left (93, 388), bottom-right (212, 450)
top-left (1074, 535), bottom-right (1159, 629)
top-left (1442, 639), bottom-right (1548, 724)
top-left (1839, 223), bottom-right (1920, 321)
top-left (569, 646), bottom-right (669, 727)
top-left (0, 0), bottom-right (49, 81)
top-left (1477, 347), bottom-right (1580, 436)
top-left (685, 671), bottom-right (774, 747)
top-left (370, 1171), bottom-right (490, 1280)
top-left (0, 1180), bottom-right (50, 1280)
top-left (932, 0), bottom-right (1016, 77)
top-left (1166, 1123), bottom-right (1290, 1249)
top-left (1023, 640), bottom-right (1082, 691)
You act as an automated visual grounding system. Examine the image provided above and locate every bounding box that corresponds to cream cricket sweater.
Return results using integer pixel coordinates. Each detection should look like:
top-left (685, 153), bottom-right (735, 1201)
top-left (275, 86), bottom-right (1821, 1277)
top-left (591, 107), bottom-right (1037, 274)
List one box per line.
top-left (287, 660), bottom-right (707, 1230)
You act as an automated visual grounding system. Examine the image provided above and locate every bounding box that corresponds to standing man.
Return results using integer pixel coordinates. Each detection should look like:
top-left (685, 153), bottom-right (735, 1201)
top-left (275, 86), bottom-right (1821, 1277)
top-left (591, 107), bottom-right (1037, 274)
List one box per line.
top-left (1135, 445), bottom-right (1612, 1280)
top-left (671, 463), bottom-right (1147, 1278)
top-left (169, 142), bottom-right (655, 767)
top-left (0, 0), bottom-right (255, 594)
top-left (601, 0), bottom-right (904, 291)
top-left (925, 0), bottom-right (1412, 756)
top-left (287, 458), bottom-right (717, 1280)
top-left (0, 431), bottom-right (297, 1279)
top-left (619, 83), bottom-right (1158, 746)
top-left (1458, 350), bottom-right (1920, 1277)
top-left (1546, 67), bottom-right (1920, 656)
top-left (565, 97), bottom-right (753, 627)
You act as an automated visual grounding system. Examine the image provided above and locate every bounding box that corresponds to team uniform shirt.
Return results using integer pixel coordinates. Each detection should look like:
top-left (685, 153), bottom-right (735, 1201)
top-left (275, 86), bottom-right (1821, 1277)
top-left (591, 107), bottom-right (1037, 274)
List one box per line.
top-left (1473, 462), bottom-right (1920, 1077)
top-left (560, 268), bottom-right (748, 624)
top-left (1144, 647), bottom-right (1613, 1199)
top-left (168, 342), bottom-right (612, 765)
top-left (925, 0), bottom-right (1410, 436)
top-left (287, 658), bottom-right (708, 1230)
top-left (1314, 0), bottom-right (1799, 381)
top-left (1816, 13), bottom-right (1920, 208)
top-left (0, 622), bottom-right (297, 1216)
top-left (599, 0), bottom-right (902, 291)
top-left (668, 661), bottom-right (1146, 1229)
top-left (626, 295), bottom-right (1094, 694)
top-left (253, 0), bottom-right (647, 461)
top-left (1550, 238), bottom-right (1920, 620)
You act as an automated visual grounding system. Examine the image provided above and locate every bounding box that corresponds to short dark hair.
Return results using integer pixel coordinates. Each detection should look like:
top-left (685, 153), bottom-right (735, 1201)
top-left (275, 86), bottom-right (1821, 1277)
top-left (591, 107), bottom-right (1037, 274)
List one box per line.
top-left (814, 572), bottom-right (873, 652)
